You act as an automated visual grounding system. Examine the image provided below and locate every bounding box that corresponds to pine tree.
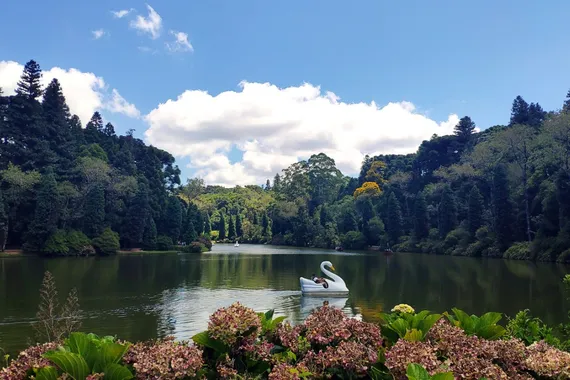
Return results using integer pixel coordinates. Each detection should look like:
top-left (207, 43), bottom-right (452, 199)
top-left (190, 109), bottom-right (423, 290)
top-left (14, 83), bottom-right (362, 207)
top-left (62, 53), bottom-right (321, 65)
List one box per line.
top-left (265, 179), bottom-right (271, 191)
top-left (83, 183), bottom-right (106, 238)
top-left (468, 185), bottom-right (484, 236)
top-left (164, 196), bottom-right (182, 243)
top-left (204, 212), bottom-right (212, 234)
top-left (103, 122), bottom-right (116, 137)
top-left (219, 213), bottom-right (226, 239)
top-left (182, 205), bottom-right (198, 243)
top-left (493, 164), bottom-right (514, 251)
top-left (273, 174), bottom-right (281, 192)
top-left (16, 60), bottom-right (43, 100)
top-left (183, 220), bottom-right (197, 243)
top-left (386, 192), bottom-right (403, 243)
top-left (123, 181), bottom-right (150, 247)
top-left (85, 112), bottom-right (103, 144)
top-left (142, 215), bottom-right (157, 250)
top-left (438, 184), bottom-right (457, 238)
top-left (528, 102), bottom-right (546, 128)
top-left (26, 168), bottom-right (59, 251)
top-left (235, 214), bottom-right (243, 237)
top-left (0, 187), bottom-right (8, 251)
top-left (510, 95), bottom-right (529, 125)
top-left (413, 192), bottom-right (429, 240)
top-left (564, 89), bottom-right (570, 113)
top-left (69, 115), bottom-right (85, 147)
top-left (454, 116), bottom-right (476, 142)
top-left (228, 215), bottom-right (236, 239)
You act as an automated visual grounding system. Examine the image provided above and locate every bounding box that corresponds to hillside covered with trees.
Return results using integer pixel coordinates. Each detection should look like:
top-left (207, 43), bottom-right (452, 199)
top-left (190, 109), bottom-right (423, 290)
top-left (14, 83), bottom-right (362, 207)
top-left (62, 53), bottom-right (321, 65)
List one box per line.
top-left (0, 60), bottom-right (209, 255)
top-left (182, 93), bottom-right (570, 263)
top-left (3, 59), bottom-right (570, 262)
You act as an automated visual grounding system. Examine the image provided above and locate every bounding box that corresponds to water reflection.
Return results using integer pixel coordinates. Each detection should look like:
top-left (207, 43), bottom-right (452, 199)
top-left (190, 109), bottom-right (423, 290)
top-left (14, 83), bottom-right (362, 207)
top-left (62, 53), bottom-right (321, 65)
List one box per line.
top-left (0, 245), bottom-right (569, 354)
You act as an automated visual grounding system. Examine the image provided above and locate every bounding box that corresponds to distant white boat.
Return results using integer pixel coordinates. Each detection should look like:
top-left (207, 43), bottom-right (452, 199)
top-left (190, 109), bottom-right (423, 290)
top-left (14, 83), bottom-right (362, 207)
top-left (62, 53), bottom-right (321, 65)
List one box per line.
top-left (234, 240), bottom-right (239, 247)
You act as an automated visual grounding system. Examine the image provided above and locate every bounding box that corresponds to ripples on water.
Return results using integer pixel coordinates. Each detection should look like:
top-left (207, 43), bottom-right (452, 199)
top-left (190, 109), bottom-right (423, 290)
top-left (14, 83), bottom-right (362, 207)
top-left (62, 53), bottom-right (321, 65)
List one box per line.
top-left (0, 244), bottom-right (568, 353)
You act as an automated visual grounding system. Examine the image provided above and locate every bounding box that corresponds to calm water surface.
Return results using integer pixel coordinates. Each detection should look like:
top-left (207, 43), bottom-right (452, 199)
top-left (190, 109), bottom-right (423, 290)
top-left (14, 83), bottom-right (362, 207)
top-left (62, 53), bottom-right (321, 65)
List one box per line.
top-left (1, 244), bottom-right (569, 353)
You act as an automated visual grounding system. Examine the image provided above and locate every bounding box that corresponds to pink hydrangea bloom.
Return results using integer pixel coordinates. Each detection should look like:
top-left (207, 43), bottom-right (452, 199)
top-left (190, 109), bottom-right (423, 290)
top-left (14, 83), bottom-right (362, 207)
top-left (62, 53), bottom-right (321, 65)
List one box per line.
top-left (208, 302), bottom-right (262, 346)
top-left (0, 342), bottom-right (59, 380)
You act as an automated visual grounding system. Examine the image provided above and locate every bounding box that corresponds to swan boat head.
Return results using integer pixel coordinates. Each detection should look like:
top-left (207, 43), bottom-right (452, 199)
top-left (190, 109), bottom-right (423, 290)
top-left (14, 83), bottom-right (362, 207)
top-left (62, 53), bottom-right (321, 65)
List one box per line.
top-left (300, 260), bottom-right (349, 296)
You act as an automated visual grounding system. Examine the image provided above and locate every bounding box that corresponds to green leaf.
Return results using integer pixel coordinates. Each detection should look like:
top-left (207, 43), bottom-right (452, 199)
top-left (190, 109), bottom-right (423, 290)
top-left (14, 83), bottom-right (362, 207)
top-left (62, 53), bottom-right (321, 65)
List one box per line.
top-left (406, 363), bottom-right (430, 380)
top-left (104, 363), bottom-right (134, 380)
top-left (381, 325), bottom-right (401, 345)
top-left (92, 341), bottom-right (131, 372)
top-left (431, 372), bottom-right (455, 380)
top-left (191, 331), bottom-right (228, 353)
top-left (478, 312), bottom-right (502, 327)
top-left (270, 316), bottom-right (287, 329)
top-left (403, 329), bottom-right (423, 342)
top-left (477, 325), bottom-right (506, 340)
top-left (265, 309), bottom-right (275, 320)
top-left (43, 351), bottom-right (90, 380)
top-left (35, 366), bottom-right (59, 380)
top-left (451, 308), bottom-right (475, 332)
top-left (420, 314), bottom-right (442, 335)
top-left (66, 333), bottom-right (91, 356)
top-left (389, 318), bottom-right (410, 338)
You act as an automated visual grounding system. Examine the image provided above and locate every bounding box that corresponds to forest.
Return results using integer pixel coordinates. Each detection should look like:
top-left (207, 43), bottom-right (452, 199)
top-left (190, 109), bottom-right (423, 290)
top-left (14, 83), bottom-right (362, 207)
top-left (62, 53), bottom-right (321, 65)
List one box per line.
top-left (0, 60), bottom-right (209, 255)
top-left (2, 59), bottom-right (570, 262)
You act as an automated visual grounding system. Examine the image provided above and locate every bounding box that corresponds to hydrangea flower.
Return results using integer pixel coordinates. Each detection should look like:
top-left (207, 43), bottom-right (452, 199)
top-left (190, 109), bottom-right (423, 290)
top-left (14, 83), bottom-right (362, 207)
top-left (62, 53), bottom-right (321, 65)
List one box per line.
top-left (208, 302), bottom-right (261, 346)
top-left (0, 342), bottom-right (59, 380)
top-left (526, 340), bottom-right (570, 378)
top-left (391, 304), bottom-right (415, 314)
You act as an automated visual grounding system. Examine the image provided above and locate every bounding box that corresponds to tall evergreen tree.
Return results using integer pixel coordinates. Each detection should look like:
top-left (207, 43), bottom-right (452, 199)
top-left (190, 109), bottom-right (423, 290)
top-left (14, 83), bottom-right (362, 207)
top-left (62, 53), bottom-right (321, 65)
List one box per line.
top-left (69, 115), bottom-right (85, 147)
top-left (510, 95), bottom-right (529, 125)
top-left (386, 192), bottom-right (403, 244)
top-left (265, 179), bottom-right (271, 191)
top-left (235, 214), bottom-right (243, 237)
top-left (0, 187), bottom-right (7, 251)
top-left (493, 164), bottom-right (514, 251)
top-left (182, 205), bottom-right (198, 243)
top-left (25, 168), bottom-right (59, 251)
top-left (16, 60), bottom-right (43, 100)
top-left (219, 213), bottom-right (226, 239)
top-left (142, 215), bottom-right (157, 250)
top-left (564, 89), bottom-right (570, 113)
top-left (85, 112), bottom-right (104, 144)
top-left (454, 116), bottom-right (476, 142)
top-left (204, 212), bottom-right (212, 235)
top-left (273, 174), bottom-right (282, 193)
top-left (83, 183), bottom-right (106, 238)
top-left (228, 215), bottom-right (236, 239)
top-left (123, 181), bottom-right (150, 247)
top-left (438, 184), bottom-right (457, 238)
top-left (413, 192), bottom-right (429, 240)
top-left (528, 102), bottom-right (546, 128)
top-left (183, 220), bottom-right (197, 244)
top-left (467, 185), bottom-right (484, 236)
top-left (163, 196), bottom-right (182, 243)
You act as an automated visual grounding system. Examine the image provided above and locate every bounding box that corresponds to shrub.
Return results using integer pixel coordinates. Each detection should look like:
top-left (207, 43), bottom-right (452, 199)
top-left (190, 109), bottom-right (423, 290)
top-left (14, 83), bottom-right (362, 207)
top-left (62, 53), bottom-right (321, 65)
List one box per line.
top-left (91, 228), bottom-right (120, 255)
top-left (342, 231), bottom-right (367, 250)
top-left (506, 309), bottom-right (559, 347)
top-left (43, 230), bottom-right (69, 256)
top-left (155, 235), bottom-right (174, 251)
top-left (181, 241), bottom-right (207, 253)
top-left (198, 234), bottom-right (213, 250)
top-left (504, 241), bottom-right (532, 260)
top-left (65, 230), bottom-right (93, 256)
top-left (444, 307), bottom-right (505, 340)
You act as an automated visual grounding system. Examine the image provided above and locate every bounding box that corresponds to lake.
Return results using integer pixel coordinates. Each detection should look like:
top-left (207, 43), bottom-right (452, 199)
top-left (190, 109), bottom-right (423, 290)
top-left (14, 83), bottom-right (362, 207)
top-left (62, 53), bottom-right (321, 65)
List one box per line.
top-left (1, 244), bottom-right (569, 353)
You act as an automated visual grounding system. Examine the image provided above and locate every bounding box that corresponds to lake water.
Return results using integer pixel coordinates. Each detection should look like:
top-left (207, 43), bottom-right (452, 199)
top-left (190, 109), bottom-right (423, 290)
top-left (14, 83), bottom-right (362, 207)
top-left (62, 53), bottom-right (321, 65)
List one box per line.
top-left (1, 244), bottom-right (569, 353)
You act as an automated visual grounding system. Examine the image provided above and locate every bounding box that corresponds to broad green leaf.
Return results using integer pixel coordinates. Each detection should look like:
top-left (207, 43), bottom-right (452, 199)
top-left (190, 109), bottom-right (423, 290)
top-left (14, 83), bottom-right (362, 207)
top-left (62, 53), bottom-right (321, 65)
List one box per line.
top-left (104, 363), bottom-right (133, 380)
top-left (265, 309), bottom-right (275, 320)
top-left (404, 329), bottom-right (423, 342)
top-left (269, 345), bottom-right (286, 354)
top-left (432, 372), bottom-right (454, 380)
top-left (43, 351), bottom-right (90, 380)
top-left (406, 363), bottom-right (430, 380)
top-left (389, 318), bottom-right (410, 338)
top-left (420, 314), bottom-right (442, 335)
top-left (451, 308), bottom-right (474, 332)
top-left (477, 325), bottom-right (506, 340)
top-left (192, 331), bottom-right (229, 353)
top-left (270, 316), bottom-right (287, 329)
top-left (381, 326), bottom-right (401, 345)
top-left (35, 366), bottom-right (59, 380)
top-left (66, 333), bottom-right (91, 356)
top-left (93, 341), bottom-right (131, 372)
top-left (478, 312), bottom-right (502, 327)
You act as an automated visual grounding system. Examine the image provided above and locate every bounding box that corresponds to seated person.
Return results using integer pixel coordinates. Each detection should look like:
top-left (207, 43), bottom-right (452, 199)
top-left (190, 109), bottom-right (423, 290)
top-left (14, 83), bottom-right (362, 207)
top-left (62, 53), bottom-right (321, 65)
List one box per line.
top-left (311, 273), bottom-right (318, 282)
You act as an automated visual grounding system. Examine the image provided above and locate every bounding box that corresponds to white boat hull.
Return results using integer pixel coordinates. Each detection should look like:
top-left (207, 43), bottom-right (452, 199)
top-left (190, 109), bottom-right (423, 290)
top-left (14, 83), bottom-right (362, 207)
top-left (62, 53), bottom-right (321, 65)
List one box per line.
top-left (300, 277), bottom-right (349, 296)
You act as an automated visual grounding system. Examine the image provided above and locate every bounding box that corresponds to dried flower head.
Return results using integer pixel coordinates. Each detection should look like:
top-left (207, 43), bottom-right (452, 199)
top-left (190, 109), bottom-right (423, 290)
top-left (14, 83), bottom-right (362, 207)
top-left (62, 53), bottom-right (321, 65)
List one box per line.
top-left (0, 342), bottom-right (59, 380)
top-left (208, 302), bottom-right (261, 346)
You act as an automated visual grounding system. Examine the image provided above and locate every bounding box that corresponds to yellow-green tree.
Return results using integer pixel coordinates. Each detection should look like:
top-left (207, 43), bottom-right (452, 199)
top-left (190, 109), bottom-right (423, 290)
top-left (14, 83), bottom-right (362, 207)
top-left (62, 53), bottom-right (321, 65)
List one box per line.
top-left (353, 181), bottom-right (382, 198)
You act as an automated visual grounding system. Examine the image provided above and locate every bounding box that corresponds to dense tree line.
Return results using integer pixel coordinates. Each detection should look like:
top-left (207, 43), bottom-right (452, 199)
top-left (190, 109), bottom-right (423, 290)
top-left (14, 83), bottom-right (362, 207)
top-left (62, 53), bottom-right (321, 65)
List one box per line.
top-left (0, 60), bottom-right (210, 255)
top-left (183, 91), bottom-right (570, 262)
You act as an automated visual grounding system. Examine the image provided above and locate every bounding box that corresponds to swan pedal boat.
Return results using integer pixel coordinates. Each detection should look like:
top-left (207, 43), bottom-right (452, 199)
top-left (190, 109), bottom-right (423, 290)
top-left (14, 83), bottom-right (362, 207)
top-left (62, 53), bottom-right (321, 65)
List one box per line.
top-left (300, 261), bottom-right (349, 297)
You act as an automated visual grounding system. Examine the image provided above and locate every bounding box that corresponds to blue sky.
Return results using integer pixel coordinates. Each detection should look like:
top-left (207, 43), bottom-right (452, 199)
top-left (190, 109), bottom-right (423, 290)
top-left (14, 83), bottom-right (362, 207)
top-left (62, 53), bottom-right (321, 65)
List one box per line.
top-left (1, 0), bottom-right (570, 186)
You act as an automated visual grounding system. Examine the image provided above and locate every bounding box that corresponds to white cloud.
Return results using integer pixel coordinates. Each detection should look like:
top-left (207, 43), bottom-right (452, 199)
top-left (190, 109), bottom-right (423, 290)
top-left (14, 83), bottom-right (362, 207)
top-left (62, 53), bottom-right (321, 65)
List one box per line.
top-left (92, 29), bottom-right (106, 39)
top-left (166, 30), bottom-right (193, 53)
top-left (0, 60), bottom-right (140, 123)
top-left (145, 81), bottom-right (460, 186)
top-left (105, 89), bottom-right (141, 118)
top-left (111, 9), bottom-right (133, 18)
top-left (130, 4), bottom-right (162, 39)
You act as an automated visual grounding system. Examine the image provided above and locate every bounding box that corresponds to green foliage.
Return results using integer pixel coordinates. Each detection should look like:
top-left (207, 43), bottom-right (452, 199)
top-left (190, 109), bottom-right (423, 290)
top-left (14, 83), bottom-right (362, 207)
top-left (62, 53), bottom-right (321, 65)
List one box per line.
top-left (91, 228), bottom-right (120, 255)
top-left (155, 235), bottom-right (173, 251)
top-left (42, 332), bottom-right (133, 379)
top-left (163, 196), bottom-right (182, 243)
top-left (83, 183), bottom-right (105, 239)
top-left (43, 230), bottom-right (69, 256)
top-left (438, 184), bottom-right (457, 238)
top-left (257, 309), bottom-right (287, 335)
top-left (181, 241), bottom-right (207, 253)
top-left (406, 363), bottom-right (453, 380)
top-left (445, 308), bottom-right (506, 340)
top-left (379, 310), bottom-right (442, 346)
top-left (503, 241), bottom-right (532, 260)
top-left (341, 231), bottom-right (367, 250)
top-left (25, 169), bottom-right (59, 252)
top-left (506, 309), bottom-right (559, 346)
top-left (141, 216), bottom-right (157, 250)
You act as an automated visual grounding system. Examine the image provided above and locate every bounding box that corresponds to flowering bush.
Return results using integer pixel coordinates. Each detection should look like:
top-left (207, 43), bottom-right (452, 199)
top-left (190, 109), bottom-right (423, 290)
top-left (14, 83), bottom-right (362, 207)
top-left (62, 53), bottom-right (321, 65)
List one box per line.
top-left (392, 303), bottom-right (415, 314)
top-left (4, 302), bottom-right (570, 379)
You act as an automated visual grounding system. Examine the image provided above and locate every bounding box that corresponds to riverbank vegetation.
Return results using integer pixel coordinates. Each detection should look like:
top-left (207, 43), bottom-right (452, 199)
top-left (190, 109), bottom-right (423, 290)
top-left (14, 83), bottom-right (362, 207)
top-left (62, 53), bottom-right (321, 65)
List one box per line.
top-left (0, 60), bottom-right (211, 255)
